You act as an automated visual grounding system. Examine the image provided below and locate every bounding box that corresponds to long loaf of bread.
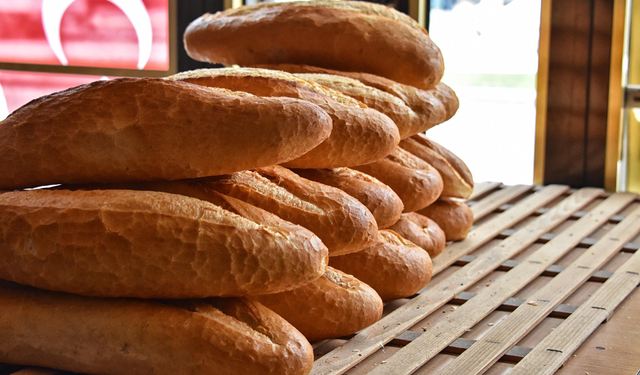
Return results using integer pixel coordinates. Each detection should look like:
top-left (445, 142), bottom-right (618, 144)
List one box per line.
top-left (354, 148), bottom-right (443, 213)
top-left (329, 230), bottom-right (433, 301)
top-left (0, 282), bottom-right (314, 375)
top-left (197, 166), bottom-right (379, 256)
top-left (292, 167), bottom-right (403, 229)
top-left (253, 266), bottom-right (383, 341)
top-left (0, 78), bottom-right (332, 190)
top-left (257, 64), bottom-right (458, 132)
top-left (184, 1), bottom-right (444, 89)
top-left (169, 68), bottom-right (400, 169)
top-left (400, 134), bottom-right (474, 198)
top-left (0, 189), bottom-right (328, 298)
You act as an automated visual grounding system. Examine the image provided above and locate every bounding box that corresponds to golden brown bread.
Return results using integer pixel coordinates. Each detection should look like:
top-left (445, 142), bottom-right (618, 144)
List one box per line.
top-left (388, 213), bottom-right (446, 258)
top-left (0, 78), bottom-right (334, 190)
top-left (193, 165), bottom-right (378, 256)
top-left (184, 1), bottom-right (444, 89)
top-left (400, 134), bottom-right (474, 198)
top-left (292, 73), bottom-right (421, 139)
top-left (353, 148), bottom-right (443, 213)
top-left (0, 189), bottom-right (328, 298)
top-left (0, 282), bottom-right (314, 375)
top-left (329, 230), bottom-right (432, 301)
top-left (252, 266), bottom-right (383, 341)
top-left (292, 167), bottom-right (403, 229)
top-left (417, 197), bottom-right (474, 241)
top-left (169, 68), bottom-right (400, 168)
top-left (258, 64), bottom-right (457, 131)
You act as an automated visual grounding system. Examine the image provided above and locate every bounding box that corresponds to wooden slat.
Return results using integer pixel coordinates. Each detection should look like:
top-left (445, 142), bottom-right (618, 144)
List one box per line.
top-left (468, 184), bottom-right (532, 221)
top-left (364, 192), bottom-right (636, 375)
top-left (309, 185), bottom-right (578, 375)
top-left (454, 256), bottom-right (616, 283)
top-left (437, 203), bottom-right (640, 374)
top-left (510, 237), bottom-right (640, 374)
top-left (467, 181), bottom-right (503, 202)
top-left (433, 185), bottom-right (569, 275)
top-left (390, 333), bottom-right (533, 362)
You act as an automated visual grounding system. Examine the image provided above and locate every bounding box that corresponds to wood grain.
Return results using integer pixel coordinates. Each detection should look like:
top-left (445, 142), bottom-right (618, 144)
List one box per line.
top-left (364, 192), bottom-right (636, 375)
top-left (437, 203), bottom-right (640, 374)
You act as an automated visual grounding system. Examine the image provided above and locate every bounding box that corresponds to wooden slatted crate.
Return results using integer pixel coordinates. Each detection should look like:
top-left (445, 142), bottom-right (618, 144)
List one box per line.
top-left (2, 182), bottom-right (640, 375)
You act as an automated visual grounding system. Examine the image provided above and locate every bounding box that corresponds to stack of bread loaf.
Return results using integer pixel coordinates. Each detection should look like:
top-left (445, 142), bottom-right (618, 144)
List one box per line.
top-left (0, 1), bottom-right (474, 374)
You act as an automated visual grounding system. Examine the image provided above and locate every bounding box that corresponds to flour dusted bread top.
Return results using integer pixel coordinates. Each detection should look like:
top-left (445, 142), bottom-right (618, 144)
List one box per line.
top-left (0, 77), bottom-right (332, 190)
top-left (0, 189), bottom-right (328, 298)
top-left (184, 1), bottom-right (444, 89)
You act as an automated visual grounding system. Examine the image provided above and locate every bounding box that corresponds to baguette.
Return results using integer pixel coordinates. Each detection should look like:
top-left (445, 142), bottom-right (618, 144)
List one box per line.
top-left (0, 78), bottom-right (332, 190)
top-left (257, 64), bottom-right (457, 131)
top-left (186, 166), bottom-right (378, 256)
top-left (353, 148), bottom-right (443, 212)
top-left (0, 282), bottom-right (313, 375)
top-left (292, 167), bottom-right (403, 229)
top-left (329, 230), bottom-right (432, 301)
top-left (253, 266), bottom-right (383, 341)
top-left (292, 73), bottom-right (423, 139)
top-left (184, 1), bottom-right (444, 89)
top-left (0, 189), bottom-right (328, 298)
top-left (417, 197), bottom-right (474, 241)
top-left (388, 213), bottom-right (446, 258)
top-left (169, 68), bottom-right (400, 168)
top-left (400, 134), bottom-right (474, 198)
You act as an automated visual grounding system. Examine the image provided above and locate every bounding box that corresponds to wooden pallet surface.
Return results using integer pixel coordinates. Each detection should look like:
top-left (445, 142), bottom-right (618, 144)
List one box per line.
top-left (2, 184), bottom-right (639, 375)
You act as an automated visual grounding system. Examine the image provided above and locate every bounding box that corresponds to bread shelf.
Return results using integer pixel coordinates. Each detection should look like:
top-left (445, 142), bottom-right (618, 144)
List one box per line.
top-left (2, 182), bottom-right (640, 374)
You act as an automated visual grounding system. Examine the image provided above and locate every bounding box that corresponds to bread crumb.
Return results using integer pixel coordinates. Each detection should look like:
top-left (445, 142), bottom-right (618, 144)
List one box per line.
top-left (528, 301), bottom-right (539, 306)
top-left (488, 323), bottom-right (494, 326)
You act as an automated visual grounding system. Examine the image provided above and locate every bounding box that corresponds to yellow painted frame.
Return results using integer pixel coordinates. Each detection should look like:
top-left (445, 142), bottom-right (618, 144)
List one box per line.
top-left (533, 0), bottom-right (553, 186)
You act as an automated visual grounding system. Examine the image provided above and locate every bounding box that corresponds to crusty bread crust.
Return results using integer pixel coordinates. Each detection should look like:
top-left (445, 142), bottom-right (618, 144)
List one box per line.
top-left (170, 68), bottom-right (400, 168)
top-left (329, 230), bottom-right (432, 301)
top-left (184, 1), bottom-right (443, 89)
top-left (256, 64), bottom-right (457, 134)
top-left (194, 166), bottom-right (378, 256)
top-left (0, 189), bottom-right (328, 298)
top-left (0, 78), bottom-right (332, 190)
top-left (400, 134), bottom-right (474, 199)
top-left (293, 73), bottom-right (421, 139)
top-left (0, 283), bottom-right (314, 375)
top-left (253, 266), bottom-right (383, 341)
top-left (292, 167), bottom-right (403, 229)
top-left (417, 197), bottom-right (474, 241)
top-left (354, 148), bottom-right (443, 213)
top-left (389, 213), bottom-right (446, 258)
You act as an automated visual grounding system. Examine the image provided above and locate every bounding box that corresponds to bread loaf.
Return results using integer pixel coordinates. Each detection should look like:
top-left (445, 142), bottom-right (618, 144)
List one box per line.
top-left (0, 189), bottom-right (328, 298)
top-left (388, 213), bottom-right (446, 258)
top-left (257, 64), bottom-right (457, 132)
top-left (292, 73), bottom-right (422, 139)
top-left (292, 167), bottom-right (403, 229)
top-left (184, 1), bottom-right (444, 89)
top-left (417, 197), bottom-right (474, 241)
top-left (0, 78), bottom-right (332, 190)
top-left (400, 134), bottom-right (474, 198)
top-left (253, 266), bottom-right (383, 341)
top-left (0, 282), bottom-right (314, 375)
top-left (329, 230), bottom-right (432, 301)
top-left (187, 166), bottom-right (378, 256)
top-left (353, 148), bottom-right (443, 212)
top-left (169, 68), bottom-right (400, 168)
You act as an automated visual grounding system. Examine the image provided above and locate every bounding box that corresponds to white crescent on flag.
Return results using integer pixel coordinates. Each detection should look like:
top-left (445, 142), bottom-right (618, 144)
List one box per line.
top-left (0, 80), bottom-right (8, 121)
top-left (41, 0), bottom-right (153, 70)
